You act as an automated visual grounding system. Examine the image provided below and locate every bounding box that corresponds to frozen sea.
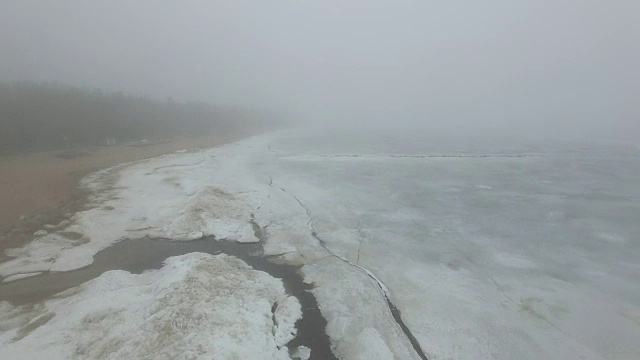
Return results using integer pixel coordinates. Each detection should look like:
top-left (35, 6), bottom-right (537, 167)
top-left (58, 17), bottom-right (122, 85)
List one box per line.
top-left (1, 127), bottom-right (639, 359)
top-left (253, 128), bottom-right (640, 359)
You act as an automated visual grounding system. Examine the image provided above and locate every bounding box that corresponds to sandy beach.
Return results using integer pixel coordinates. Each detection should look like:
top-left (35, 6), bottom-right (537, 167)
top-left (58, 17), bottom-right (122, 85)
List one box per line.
top-left (0, 130), bottom-right (256, 256)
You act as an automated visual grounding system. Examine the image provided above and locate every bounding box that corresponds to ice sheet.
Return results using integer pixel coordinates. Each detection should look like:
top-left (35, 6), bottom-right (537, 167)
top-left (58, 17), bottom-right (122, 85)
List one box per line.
top-left (257, 130), bottom-right (640, 359)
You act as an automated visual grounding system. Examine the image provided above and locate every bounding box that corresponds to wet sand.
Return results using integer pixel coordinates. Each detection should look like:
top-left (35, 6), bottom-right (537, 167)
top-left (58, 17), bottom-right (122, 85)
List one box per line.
top-left (0, 130), bottom-right (257, 256)
top-left (0, 236), bottom-right (337, 360)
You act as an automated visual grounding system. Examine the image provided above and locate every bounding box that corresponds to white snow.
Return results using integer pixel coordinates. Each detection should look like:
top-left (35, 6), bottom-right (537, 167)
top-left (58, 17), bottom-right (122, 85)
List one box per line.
top-left (0, 253), bottom-right (302, 360)
top-left (291, 346), bottom-right (311, 360)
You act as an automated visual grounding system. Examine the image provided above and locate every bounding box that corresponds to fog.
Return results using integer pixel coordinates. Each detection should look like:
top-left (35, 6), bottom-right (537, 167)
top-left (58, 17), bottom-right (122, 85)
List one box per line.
top-left (1, 0), bottom-right (638, 140)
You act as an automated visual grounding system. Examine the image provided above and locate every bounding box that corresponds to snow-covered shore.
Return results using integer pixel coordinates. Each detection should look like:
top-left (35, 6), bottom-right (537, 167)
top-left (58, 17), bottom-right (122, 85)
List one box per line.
top-left (0, 132), bottom-right (422, 359)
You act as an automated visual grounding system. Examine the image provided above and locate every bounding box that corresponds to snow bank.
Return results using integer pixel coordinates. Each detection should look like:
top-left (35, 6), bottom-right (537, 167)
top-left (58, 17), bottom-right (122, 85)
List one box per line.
top-left (0, 253), bottom-right (302, 360)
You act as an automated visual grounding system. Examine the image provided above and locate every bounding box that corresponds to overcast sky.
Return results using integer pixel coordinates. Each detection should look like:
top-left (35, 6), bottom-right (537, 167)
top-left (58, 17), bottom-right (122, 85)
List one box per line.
top-left (1, 0), bottom-right (638, 139)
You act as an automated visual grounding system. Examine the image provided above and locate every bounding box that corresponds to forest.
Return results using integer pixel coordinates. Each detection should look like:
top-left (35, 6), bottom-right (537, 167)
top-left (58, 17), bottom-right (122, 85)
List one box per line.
top-left (0, 82), bottom-right (276, 154)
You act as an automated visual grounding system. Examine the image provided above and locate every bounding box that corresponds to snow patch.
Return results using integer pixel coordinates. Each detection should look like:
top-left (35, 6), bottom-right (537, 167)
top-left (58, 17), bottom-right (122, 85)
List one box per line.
top-left (0, 253), bottom-right (302, 360)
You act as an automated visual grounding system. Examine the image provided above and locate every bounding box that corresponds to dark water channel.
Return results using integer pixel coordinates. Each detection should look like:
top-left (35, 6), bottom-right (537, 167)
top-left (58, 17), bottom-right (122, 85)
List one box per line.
top-left (0, 236), bottom-right (337, 360)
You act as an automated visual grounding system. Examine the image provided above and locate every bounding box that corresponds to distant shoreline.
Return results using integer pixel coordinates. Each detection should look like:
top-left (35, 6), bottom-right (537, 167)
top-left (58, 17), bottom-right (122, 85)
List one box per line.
top-left (0, 128), bottom-right (266, 258)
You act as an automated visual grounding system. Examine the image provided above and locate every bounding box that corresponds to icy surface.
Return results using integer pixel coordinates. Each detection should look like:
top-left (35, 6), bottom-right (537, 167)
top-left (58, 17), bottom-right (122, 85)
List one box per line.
top-left (2, 128), bottom-right (640, 359)
top-left (258, 129), bottom-right (640, 360)
top-left (0, 253), bottom-right (301, 360)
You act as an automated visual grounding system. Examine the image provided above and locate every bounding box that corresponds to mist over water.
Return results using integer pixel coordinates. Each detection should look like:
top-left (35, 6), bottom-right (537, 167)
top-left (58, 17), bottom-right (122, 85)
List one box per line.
top-left (1, 0), bottom-right (638, 140)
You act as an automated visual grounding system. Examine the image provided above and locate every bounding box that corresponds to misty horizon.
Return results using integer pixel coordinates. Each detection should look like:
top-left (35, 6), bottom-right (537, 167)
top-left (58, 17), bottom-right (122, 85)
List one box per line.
top-left (1, 3), bottom-right (640, 358)
top-left (1, 0), bottom-right (638, 140)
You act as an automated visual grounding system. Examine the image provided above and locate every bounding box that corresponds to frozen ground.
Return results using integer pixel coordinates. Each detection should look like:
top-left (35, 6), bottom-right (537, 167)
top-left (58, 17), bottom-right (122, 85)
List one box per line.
top-left (0, 253), bottom-right (304, 359)
top-left (1, 128), bottom-right (639, 359)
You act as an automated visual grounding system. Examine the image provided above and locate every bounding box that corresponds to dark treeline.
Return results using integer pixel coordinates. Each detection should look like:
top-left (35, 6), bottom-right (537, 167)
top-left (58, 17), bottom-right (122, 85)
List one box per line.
top-left (0, 82), bottom-right (280, 154)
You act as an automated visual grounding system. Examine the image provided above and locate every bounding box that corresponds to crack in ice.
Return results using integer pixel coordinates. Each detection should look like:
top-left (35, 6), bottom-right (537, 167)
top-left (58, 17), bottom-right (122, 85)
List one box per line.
top-left (280, 186), bottom-right (428, 360)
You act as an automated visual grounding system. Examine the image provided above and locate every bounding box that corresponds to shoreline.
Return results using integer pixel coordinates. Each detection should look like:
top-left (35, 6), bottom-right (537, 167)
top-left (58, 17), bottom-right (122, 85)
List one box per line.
top-left (0, 236), bottom-right (337, 360)
top-left (0, 128), bottom-right (267, 257)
